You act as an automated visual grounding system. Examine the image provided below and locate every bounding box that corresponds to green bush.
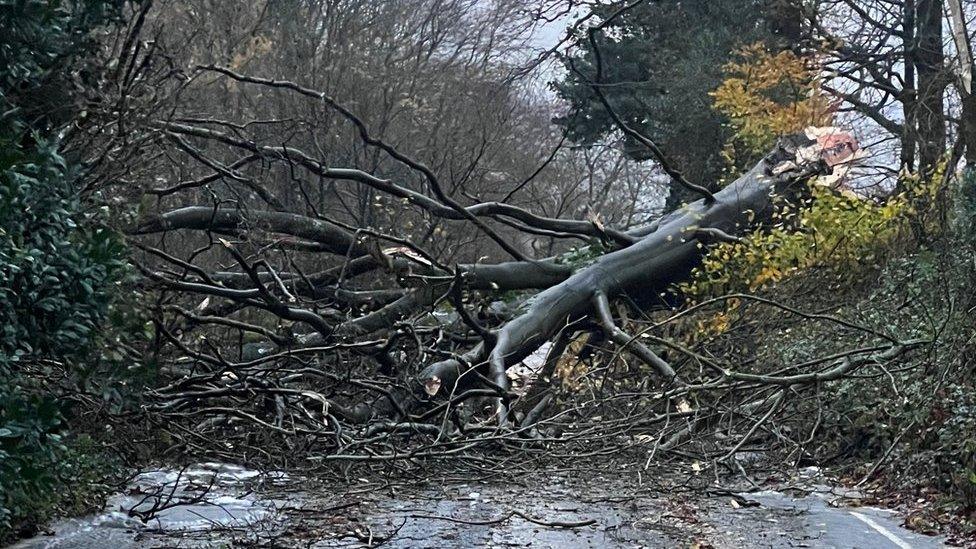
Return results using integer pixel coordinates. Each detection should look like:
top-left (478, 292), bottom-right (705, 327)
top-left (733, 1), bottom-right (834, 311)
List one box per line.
top-left (0, 0), bottom-right (130, 537)
top-left (0, 139), bottom-right (127, 533)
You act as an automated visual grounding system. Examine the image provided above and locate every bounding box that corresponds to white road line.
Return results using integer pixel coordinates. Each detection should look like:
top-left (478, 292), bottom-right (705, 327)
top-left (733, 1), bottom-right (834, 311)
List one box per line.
top-left (849, 511), bottom-right (913, 549)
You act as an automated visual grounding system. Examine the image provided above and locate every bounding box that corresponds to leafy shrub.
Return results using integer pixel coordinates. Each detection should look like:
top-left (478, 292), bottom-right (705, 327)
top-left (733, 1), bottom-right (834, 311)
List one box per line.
top-left (684, 186), bottom-right (907, 298)
top-left (0, 139), bottom-right (127, 532)
top-left (0, 0), bottom-right (130, 537)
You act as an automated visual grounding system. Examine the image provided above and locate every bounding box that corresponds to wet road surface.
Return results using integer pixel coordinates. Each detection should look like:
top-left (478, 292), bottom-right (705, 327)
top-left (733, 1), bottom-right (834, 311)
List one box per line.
top-left (9, 465), bottom-right (948, 548)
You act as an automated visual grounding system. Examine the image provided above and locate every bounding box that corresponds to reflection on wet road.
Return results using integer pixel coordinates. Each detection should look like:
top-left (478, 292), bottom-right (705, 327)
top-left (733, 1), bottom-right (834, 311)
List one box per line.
top-left (10, 465), bottom-right (947, 548)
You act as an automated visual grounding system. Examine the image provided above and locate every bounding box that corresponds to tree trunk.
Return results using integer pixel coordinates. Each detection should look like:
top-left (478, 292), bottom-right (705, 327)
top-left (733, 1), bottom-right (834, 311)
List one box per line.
top-left (418, 130), bottom-right (858, 410)
top-left (964, 94), bottom-right (976, 167)
top-left (915, 0), bottom-right (946, 176)
top-left (902, 0), bottom-right (918, 171)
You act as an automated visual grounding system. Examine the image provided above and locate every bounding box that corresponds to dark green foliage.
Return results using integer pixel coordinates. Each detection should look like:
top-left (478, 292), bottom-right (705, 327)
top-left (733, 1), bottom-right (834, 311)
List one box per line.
top-left (0, 0), bottom-right (129, 536)
top-left (553, 0), bottom-right (788, 209)
top-left (0, 140), bottom-right (125, 364)
top-left (822, 244), bottom-right (976, 506)
top-left (0, 0), bottom-right (123, 131)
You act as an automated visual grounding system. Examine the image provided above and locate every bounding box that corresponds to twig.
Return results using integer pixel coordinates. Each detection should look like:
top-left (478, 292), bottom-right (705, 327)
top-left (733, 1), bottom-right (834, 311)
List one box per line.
top-left (407, 510), bottom-right (596, 528)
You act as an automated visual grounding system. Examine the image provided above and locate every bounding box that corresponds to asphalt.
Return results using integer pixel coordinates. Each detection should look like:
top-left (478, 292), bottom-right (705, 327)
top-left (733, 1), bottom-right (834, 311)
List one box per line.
top-left (8, 465), bottom-right (949, 548)
top-left (706, 490), bottom-right (945, 548)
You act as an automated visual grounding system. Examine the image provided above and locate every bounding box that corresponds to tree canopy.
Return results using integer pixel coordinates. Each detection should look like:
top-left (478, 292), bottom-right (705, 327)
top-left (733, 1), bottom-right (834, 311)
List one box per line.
top-left (553, 0), bottom-right (798, 208)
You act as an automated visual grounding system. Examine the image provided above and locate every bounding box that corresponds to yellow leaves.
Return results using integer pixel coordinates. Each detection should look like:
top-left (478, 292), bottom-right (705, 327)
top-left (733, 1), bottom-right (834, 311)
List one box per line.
top-left (696, 312), bottom-right (731, 337)
top-left (682, 185), bottom-right (912, 301)
top-left (691, 299), bottom-right (741, 342)
top-left (712, 43), bottom-right (834, 164)
top-left (750, 265), bottom-right (785, 291)
top-left (555, 335), bottom-right (590, 391)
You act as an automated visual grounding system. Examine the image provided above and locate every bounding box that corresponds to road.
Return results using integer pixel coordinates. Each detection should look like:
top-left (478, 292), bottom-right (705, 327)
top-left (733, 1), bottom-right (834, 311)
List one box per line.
top-left (10, 465), bottom-right (948, 548)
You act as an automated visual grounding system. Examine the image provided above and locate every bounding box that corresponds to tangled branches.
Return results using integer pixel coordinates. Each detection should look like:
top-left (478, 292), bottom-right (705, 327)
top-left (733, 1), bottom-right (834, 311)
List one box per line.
top-left (118, 60), bottom-right (926, 470)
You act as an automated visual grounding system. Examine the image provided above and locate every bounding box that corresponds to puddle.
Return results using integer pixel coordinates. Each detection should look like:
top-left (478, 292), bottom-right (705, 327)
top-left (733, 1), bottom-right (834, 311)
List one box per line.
top-left (10, 463), bottom-right (287, 548)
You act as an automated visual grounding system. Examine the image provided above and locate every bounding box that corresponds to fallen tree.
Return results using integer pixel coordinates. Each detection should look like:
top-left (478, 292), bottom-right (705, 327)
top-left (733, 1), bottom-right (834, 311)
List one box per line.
top-left (416, 129), bottom-right (861, 419)
top-left (91, 6), bottom-right (933, 462)
top-left (120, 53), bottom-right (935, 467)
top-left (132, 90), bottom-right (879, 434)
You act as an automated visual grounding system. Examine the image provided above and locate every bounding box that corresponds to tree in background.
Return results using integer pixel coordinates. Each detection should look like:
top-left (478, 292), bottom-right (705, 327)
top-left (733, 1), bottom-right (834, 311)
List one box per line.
top-left (711, 43), bottom-right (835, 170)
top-left (553, 0), bottom-right (799, 211)
top-left (811, 0), bottom-right (953, 177)
top-left (946, 0), bottom-right (975, 168)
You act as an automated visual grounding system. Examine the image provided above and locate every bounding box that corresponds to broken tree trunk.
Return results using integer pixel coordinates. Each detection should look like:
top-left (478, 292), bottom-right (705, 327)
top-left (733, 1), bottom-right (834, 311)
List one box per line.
top-left (418, 129), bottom-right (859, 417)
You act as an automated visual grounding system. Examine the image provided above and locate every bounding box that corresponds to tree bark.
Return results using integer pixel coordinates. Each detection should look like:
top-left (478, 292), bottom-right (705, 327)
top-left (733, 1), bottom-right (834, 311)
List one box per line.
top-left (915, 0), bottom-right (946, 176)
top-left (418, 130), bottom-right (857, 408)
top-left (946, 0), bottom-right (975, 165)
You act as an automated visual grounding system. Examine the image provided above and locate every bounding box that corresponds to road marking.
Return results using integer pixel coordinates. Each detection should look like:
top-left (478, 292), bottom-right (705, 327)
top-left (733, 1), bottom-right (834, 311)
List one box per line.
top-left (849, 511), bottom-right (913, 549)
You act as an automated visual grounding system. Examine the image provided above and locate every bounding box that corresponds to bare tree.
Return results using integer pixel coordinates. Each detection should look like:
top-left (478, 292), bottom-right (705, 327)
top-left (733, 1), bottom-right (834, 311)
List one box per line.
top-left (811, 0), bottom-right (975, 175)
